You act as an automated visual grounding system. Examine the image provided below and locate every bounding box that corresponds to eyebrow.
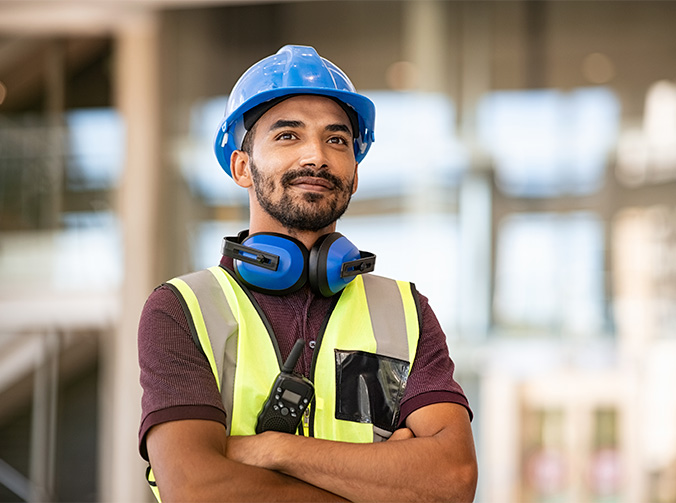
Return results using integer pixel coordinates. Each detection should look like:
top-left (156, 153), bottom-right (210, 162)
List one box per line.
top-left (269, 119), bottom-right (304, 131)
top-left (325, 123), bottom-right (352, 135)
top-left (268, 119), bottom-right (352, 136)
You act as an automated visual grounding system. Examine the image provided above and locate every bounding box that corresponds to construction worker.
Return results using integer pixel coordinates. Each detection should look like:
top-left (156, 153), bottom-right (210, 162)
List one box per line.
top-left (138, 45), bottom-right (477, 502)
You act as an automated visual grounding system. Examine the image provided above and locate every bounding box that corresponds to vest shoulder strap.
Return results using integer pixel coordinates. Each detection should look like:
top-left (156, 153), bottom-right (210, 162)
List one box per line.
top-left (360, 274), bottom-right (420, 363)
top-left (165, 266), bottom-right (281, 436)
top-left (165, 267), bottom-right (239, 392)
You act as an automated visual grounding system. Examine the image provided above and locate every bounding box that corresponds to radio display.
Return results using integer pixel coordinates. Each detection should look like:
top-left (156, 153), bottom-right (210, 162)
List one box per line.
top-left (281, 389), bottom-right (302, 405)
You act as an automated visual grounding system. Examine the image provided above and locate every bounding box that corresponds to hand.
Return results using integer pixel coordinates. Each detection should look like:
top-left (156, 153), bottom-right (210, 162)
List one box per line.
top-left (228, 427), bottom-right (414, 469)
top-left (388, 427), bottom-right (415, 441)
top-left (226, 431), bottom-right (283, 469)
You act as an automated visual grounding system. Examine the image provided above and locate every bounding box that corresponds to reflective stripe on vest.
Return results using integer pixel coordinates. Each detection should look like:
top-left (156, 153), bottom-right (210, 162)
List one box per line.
top-left (168, 265), bottom-right (419, 440)
top-left (145, 466), bottom-right (161, 502)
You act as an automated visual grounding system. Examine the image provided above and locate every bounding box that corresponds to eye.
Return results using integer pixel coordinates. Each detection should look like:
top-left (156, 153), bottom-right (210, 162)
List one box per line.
top-left (328, 135), bottom-right (349, 145)
top-left (276, 132), bottom-right (298, 141)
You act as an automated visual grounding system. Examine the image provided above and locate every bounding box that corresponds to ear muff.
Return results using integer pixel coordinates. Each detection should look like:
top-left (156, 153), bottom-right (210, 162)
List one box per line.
top-left (309, 233), bottom-right (376, 297)
top-left (222, 231), bottom-right (375, 297)
top-left (223, 231), bottom-right (309, 295)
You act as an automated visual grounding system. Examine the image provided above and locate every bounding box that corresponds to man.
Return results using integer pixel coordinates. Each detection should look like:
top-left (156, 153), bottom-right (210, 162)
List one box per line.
top-left (139, 45), bottom-right (477, 502)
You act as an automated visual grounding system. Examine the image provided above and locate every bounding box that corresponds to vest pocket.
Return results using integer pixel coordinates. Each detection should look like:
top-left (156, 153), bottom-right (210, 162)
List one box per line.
top-left (334, 350), bottom-right (410, 432)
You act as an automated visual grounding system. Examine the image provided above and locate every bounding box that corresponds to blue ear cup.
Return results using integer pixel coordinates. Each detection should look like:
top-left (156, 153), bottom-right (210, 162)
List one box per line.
top-left (309, 233), bottom-right (376, 297)
top-left (223, 231), bottom-right (309, 295)
top-left (222, 231), bottom-right (375, 297)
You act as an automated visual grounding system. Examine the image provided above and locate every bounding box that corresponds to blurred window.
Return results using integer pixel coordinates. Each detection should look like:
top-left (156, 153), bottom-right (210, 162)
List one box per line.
top-left (65, 108), bottom-right (124, 190)
top-left (0, 115), bottom-right (64, 230)
top-left (493, 212), bottom-right (606, 335)
top-left (0, 211), bottom-right (121, 293)
top-left (185, 97), bottom-right (248, 205)
top-left (356, 91), bottom-right (467, 199)
top-left (616, 79), bottom-right (676, 186)
top-left (612, 205), bottom-right (676, 342)
top-left (478, 87), bottom-right (620, 197)
top-left (55, 211), bottom-right (122, 290)
top-left (0, 108), bottom-right (123, 291)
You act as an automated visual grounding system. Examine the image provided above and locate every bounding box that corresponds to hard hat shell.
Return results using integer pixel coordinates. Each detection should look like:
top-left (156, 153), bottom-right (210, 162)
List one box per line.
top-left (214, 45), bottom-right (376, 176)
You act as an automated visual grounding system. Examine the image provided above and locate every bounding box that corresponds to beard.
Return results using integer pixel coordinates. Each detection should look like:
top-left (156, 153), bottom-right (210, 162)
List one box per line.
top-left (249, 160), bottom-right (354, 233)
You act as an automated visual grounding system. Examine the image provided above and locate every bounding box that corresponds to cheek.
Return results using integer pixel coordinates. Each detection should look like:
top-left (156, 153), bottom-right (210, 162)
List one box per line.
top-left (350, 174), bottom-right (358, 194)
top-left (252, 166), bottom-right (280, 195)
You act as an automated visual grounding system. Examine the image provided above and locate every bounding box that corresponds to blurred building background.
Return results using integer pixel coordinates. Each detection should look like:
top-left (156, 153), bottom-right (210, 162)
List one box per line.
top-left (0, 0), bottom-right (675, 502)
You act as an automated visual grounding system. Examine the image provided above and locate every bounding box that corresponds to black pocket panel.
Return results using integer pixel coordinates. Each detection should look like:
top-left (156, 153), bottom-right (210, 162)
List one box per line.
top-left (334, 350), bottom-right (410, 432)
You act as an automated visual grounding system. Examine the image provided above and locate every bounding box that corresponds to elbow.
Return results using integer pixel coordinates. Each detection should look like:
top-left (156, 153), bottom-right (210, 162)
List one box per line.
top-left (154, 472), bottom-right (225, 503)
top-left (154, 479), bottom-right (199, 503)
top-left (457, 460), bottom-right (478, 502)
top-left (438, 459), bottom-right (478, 503)
top-left (158, 483), bottom-right (219, 503)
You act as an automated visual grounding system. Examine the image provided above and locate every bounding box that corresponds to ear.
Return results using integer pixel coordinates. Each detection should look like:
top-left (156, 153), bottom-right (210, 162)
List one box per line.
top-left (351, 163), bottom-right (359, 195)
top-left (231, 150), bottom-right (253, 188)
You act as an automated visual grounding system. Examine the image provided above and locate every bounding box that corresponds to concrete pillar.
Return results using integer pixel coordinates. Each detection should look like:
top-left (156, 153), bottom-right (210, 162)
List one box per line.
top-left (399, 1), bottom-right (453, 213)
top-left (401, 0), bottom-right (448, 94)
top-left (481, 370), bottom-right (521, 503)
top-left (100, 11), bottom-right (162, 503)
top-left (458, 2), bottom-right (493, 340)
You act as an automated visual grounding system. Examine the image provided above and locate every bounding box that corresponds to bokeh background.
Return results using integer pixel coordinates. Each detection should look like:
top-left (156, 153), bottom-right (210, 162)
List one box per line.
top-left (1, 1), bottom-right (675, 502)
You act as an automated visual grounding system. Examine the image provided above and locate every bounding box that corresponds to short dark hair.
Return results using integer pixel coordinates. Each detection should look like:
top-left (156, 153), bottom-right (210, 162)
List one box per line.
top-left (240, 122), bottom-right (256, 156)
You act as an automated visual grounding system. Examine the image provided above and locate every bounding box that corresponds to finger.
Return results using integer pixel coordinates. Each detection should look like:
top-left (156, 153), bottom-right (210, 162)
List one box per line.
top-left (388, 427), bottom-right (414, 441)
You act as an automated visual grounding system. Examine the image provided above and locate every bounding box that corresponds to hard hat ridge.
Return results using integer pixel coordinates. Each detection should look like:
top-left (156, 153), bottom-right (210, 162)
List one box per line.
top-left (214, 45), bottom-right (376, 177)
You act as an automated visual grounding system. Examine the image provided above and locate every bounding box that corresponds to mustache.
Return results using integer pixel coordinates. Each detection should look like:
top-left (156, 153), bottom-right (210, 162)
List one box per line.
top-left (281, 168), bottom-right (345, 191)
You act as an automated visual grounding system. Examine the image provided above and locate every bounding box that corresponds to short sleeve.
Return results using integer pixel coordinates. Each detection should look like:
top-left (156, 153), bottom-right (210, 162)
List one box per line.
top-left (398, 291), bottom-right (472, 425)
top-left (138, 285), bottom-right (226, 460)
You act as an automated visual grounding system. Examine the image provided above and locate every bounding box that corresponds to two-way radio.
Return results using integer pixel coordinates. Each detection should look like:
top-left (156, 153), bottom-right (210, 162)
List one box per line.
top-left (256, 339), bottom-right (315, 434)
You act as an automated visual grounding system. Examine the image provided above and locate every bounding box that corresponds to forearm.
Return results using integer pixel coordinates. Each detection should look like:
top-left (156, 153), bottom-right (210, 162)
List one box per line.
top-left (227, 403), bottom-right (477, 502)
top-left (159, 450), bottom-right (346, 502)
top-left (239, 431), bottom-right (475, 502)
top-left (147, 420), bottom-right (347, 502)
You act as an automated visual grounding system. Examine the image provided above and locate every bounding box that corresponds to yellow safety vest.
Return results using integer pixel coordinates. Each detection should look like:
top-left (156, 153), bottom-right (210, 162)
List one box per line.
top-left (146, 265), bottom-right (420, 501)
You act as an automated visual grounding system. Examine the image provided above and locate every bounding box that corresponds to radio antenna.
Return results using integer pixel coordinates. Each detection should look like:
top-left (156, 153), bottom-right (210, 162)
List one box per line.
top-left (282, 339), bottom-right (305, 374)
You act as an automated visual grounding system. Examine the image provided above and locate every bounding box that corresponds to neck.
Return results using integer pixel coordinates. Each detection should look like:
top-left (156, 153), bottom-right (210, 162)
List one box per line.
top-left (248, 207), bottom-right (336, 250)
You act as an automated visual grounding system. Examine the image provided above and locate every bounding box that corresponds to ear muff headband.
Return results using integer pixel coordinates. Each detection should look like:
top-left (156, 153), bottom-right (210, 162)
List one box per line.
top-left (222, 231), bottom-right (376, 297)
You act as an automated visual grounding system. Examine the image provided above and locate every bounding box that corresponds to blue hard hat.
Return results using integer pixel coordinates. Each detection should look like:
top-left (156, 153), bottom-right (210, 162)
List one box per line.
top-left (214, 45), bottom-right (376, 176)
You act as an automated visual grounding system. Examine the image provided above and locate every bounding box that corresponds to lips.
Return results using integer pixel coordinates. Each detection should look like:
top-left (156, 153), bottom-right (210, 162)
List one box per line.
top-left (281, 168), bottom-right (345, 192)
top-left (288, 176), bottom-right (335, 190)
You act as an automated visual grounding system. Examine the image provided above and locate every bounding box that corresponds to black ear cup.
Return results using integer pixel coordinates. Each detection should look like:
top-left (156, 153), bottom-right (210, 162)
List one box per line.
top-left (223, 231), bottom-right (375, 297)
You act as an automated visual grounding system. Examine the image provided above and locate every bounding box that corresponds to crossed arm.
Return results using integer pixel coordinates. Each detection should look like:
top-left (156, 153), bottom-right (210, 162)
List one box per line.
top-left (146, 402), bottom-right (477, 502)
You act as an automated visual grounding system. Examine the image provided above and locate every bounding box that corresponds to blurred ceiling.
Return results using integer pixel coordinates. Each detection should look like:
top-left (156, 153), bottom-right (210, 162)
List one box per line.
top-left (0, 0), bottom-right (264, 111)
top-left (0, 0), bottom-right (267, 35)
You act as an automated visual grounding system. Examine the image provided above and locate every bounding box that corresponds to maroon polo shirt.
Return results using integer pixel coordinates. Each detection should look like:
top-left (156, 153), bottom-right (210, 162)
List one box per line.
top-left (138, 257), bottom-right (471, 460)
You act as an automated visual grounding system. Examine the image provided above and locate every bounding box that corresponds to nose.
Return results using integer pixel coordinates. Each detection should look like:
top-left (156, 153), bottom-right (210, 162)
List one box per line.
top-left (299, 136), bottom-right (329, 170)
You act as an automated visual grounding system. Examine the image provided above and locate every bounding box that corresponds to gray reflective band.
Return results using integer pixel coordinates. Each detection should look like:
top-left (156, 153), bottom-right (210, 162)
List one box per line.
top-left (362, 275), bottom-right (412, 442)
top-left (373, 425), bottom-right (393, 442)
top-left (177, 269), bottom-right (238, 434)
top-left (362, 275), bottom-right (410, 362)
